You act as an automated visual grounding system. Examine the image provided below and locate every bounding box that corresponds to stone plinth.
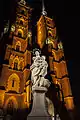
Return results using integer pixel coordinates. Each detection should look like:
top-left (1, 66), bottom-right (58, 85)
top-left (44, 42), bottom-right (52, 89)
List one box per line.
top-left (27, 86), bottom-right (52, 120)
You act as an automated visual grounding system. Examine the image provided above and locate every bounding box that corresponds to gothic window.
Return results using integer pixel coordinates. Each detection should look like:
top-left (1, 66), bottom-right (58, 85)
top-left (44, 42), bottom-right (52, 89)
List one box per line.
top-left (18, 31), bottom-right (22, 37)
top-left (21, 10), bottom-right (25, 15)
top-left (20, 20), bottom-right (23, 25)
top-left (7, 73), bottom-right (20, 93)
top-left (16, 45), bottom-right (20, 51)
top-left (7, 100), bottom-right (14, 114)
top-left (14, 59), bottom-right (18, 70)
top-left (21, 9), bottom-right (27, 16)
top-left (17, 29), bottom-right (23, 38)
top-left (15, 41), bottom-right (21, 51)
top-left (14, 62), bottom-right (18, 70)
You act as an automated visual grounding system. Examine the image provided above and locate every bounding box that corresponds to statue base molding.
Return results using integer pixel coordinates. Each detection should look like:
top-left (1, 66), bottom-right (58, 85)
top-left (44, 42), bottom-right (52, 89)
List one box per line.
top-left (27, 86), bottom-right (52, 120)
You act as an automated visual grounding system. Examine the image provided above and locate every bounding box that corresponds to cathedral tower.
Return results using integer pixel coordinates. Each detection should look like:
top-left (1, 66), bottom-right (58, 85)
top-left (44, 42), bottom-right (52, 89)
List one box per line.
top-left (37, 0), bottom-right (74, 116)
top-left (0, 0), bottom-right (75, 119)
top-left (0, 0), bottom-right (32, 112)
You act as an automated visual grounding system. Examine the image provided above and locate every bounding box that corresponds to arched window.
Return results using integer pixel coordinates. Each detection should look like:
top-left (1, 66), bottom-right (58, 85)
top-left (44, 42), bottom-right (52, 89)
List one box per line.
top-left (15, 41), bottom-right (21, 51)
top-left (21, 10), bottom-right (25, 15)
top-left (18, 31), bottom-right (22, 37)
top-left (7, 73), bottom-right (20, 93)
top-left (14, 59), bottom-right (18, 70)
top-left (16, 45), bottom-right (20, 51)
top-left (17, 29), bottom-right (23, 38)
top-left (7, 100), bottom-right (14, 115)
top-left (4, 96), bottom-right (18, 114)
top-left (7, 100), bottom-right (14, 109)
top-left (21, 9), bottom-right (27, 16)
top-left (20, 20), bottom-right (23, 25)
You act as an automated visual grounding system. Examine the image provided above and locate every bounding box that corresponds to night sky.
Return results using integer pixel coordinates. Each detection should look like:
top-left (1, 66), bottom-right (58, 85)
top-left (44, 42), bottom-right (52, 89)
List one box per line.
top-left (0, 0), bottom-right (80, 117)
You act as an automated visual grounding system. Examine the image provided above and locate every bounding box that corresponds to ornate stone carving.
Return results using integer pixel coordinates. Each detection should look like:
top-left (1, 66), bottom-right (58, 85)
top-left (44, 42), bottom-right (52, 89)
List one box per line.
top-left (30, 49), bottom-right (51, 88)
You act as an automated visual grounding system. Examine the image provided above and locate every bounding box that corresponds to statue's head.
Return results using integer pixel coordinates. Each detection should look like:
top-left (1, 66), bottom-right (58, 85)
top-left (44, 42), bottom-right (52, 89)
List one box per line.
top-left (35, 51), bottom-right (40, 57)
top-left (33, 48), bottom-right (41, 56)
top-left (32, 48), bottom-right (47, 67)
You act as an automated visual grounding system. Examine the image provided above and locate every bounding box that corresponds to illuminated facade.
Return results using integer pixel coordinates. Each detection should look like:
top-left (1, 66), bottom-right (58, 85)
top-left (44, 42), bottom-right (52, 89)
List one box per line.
top-left (0, 0), bottom-right (32, 113)
top-left (0, 0), bottom-right (74, 119)
top-left (37, 15), bottom-right (74, 111)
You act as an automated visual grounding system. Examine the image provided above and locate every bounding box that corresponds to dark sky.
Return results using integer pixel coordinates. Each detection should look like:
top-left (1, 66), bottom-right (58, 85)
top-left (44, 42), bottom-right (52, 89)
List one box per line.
top-left (0, 0), bottom-right (80, 115)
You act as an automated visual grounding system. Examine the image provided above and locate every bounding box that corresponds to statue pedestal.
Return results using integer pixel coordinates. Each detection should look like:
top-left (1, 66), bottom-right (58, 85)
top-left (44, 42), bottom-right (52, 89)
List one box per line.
top-left (27, 86), bottom-right (52, 120)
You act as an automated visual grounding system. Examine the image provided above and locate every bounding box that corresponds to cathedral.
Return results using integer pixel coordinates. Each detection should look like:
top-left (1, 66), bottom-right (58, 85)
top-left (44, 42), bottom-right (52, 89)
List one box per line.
top-left (0, 0), bottom-right (74, 119)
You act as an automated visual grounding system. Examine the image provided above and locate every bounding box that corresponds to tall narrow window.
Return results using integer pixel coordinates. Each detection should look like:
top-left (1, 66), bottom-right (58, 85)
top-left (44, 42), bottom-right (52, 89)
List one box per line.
top-left (20, 20), bottom-right (23, 25)
top-left (16, 45), bottom-right (20, 51)
top-left (21, 10), bottom-right (25, 15)
top-left (12, 80), bottom-right (14, 87)
top-left (14, 62), bottom-right (18, 70)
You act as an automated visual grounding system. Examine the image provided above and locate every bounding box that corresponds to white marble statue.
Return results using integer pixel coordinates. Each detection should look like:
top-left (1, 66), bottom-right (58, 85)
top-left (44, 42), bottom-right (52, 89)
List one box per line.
top-left (30, 50), bottom-right (51, 88)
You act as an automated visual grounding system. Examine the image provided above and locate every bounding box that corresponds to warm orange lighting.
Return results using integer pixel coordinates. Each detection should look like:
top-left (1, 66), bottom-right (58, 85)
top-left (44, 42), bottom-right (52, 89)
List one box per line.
top-left (4, 96), bottom-right (18, 109)
top-left (64, 97), bottom-right (74, 110)
top-left (0, 0), bottom-right (74, 114)
top-left (6, 73), bottom-right (20, 93)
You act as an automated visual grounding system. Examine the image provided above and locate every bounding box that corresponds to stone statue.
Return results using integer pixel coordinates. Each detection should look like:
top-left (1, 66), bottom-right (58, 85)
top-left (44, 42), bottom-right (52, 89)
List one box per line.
top-left (27, 49), bottom-right (52, 120)
top-left (30, 50), bottom-right (51, 88)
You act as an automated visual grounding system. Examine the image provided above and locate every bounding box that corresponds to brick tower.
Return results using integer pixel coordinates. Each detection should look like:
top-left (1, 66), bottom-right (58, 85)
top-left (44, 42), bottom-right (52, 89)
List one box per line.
top-left (36, 0), bottom-right (74, 119)
top-left (0, 0), bottom-right (32, 114)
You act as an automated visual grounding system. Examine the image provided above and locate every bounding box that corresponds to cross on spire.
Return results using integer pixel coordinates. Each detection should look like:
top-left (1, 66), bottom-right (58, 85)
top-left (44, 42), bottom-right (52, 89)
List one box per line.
top-left (42, 0), bottom-right (47, 16)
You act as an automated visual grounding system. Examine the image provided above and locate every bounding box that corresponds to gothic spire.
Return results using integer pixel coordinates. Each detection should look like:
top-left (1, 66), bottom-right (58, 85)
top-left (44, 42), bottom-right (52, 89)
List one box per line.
top-left (42, 0), bottom-right (47, 16)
